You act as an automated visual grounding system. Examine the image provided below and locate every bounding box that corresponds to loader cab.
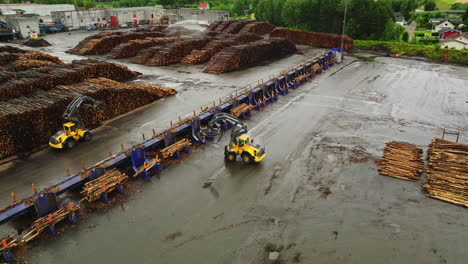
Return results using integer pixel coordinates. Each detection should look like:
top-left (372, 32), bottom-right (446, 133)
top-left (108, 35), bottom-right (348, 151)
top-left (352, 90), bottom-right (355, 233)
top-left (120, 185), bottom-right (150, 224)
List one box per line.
top-left (63, 122), bottom-right (77, 134)
top-left (236, 135), bottom-right (250, 148)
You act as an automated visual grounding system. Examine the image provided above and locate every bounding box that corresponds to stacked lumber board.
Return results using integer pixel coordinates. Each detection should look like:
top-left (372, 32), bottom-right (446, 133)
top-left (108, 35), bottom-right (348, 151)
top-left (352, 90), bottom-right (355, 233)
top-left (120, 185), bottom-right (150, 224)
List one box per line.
top-left (204, 38), bottom-right (297, 74)
top-left (270, 28), bottom-right (354, 50)
top-left (109, 36), bottom-right (183, 59)
top-left (0, 60), bottom-right (139, 101)
top-left (423, 138), bottom-right (468, 207)
top-left (239, 22), bottom-right (276, 35)
top-left (223, 20), bottom-right (253, 34)
top-left (144, 37), bottom-right (212, 66)
top-left (0, 78), bottom-right (176, 159)
top-left (180, 33), bottom-right (262, 65)
top-left (68, 31), bottom-right (164, 55)
top-left (378, 141), bottom-right (424, 181)
top-left (81, 168), bottom-right (128, 202)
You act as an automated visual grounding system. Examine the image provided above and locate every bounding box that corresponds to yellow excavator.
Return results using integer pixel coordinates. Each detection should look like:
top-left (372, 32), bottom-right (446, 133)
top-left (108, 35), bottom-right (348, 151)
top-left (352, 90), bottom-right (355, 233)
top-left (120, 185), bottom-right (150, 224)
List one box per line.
top-left (49, 96), bottom-right (103, 150)
top-left (200, 113), bottom-right (266, 164)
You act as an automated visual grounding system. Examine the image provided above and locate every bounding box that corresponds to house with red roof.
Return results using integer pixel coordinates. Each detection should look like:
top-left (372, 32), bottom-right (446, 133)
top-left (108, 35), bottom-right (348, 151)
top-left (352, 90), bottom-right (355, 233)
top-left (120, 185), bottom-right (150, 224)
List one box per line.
top-left (198, 3), bottom-right (210, 10)
top-left (440, 33), bottom-right (468, 50)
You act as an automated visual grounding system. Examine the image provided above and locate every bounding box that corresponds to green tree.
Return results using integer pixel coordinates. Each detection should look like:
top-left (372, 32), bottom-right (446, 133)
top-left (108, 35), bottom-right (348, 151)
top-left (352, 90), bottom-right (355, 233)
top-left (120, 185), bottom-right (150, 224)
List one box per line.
top-left (233, 0), bottom-right (247, 16)
top-left (83, 0), bottom-right (96, 9)
top-left (424, 0), bottom-right (436, 11)
top-left (402, 31), bottom-right (409, 42)
top-left (382, 18), bottom-right (397, 41)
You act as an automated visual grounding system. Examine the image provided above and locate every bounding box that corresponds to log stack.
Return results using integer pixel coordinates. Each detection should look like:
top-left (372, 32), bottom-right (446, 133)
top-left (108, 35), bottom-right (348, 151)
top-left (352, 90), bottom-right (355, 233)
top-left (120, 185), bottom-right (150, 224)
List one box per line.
top-left (0, 60), bottom-right (139, 101)
top-left (204, 38), bottom-right (297, 74)
top-left (144, 37), bottom-right (212, 66)
top-left (239, 22), bottom-right (276, 35)
top-left (423, 138), bottom-right (468, 207)
top-left (0, 78), bottom-right (176, 159)
top-left (223, 20), bottom-right (253, 34)
top-left (109, 36), bottom-right (184, 59)
top-left (270, 28), bottom-right (354, 50)
top-left (0, 48), bottom-right (63, 72)
top-left (214, 20), bottom-right (237, 32)
top-left (68, 31), bottom-right (164, 55)
top-left (378, 141), bottom-right (424, 181)
top-left (66, 32), bottom-right (121, 54)
top-left (205, 21), bottom-right (222, 31)
top-left (81, 168), bottom-right (128, 202)
top-left (180, 33), bottom-right (262, 65)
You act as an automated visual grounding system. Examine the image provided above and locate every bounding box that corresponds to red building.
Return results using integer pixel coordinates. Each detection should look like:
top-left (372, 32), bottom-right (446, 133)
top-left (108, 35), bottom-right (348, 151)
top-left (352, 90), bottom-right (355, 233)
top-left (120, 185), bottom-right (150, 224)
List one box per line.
top-left (198, 3), bottom-right (210, 10)
top-left (440, 30), bottom-right (460, 39)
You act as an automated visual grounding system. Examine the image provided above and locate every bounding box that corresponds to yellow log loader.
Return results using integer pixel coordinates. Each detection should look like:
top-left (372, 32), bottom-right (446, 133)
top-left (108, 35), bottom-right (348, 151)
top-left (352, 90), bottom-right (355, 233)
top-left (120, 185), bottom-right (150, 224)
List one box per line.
top-left (49, 96), bottom-right (103, 150)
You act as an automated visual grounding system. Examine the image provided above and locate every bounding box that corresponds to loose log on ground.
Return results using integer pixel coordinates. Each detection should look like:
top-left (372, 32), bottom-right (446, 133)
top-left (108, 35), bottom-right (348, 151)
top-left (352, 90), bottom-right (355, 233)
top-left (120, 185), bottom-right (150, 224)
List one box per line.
top-left (424, 138), bottom-right (468, 207)
top-left (378, 141), bottom-right (424, 181)
top-left (270, 28), bottom-right (354, 50)
top-left (204, 38), bottom-right (297, 74)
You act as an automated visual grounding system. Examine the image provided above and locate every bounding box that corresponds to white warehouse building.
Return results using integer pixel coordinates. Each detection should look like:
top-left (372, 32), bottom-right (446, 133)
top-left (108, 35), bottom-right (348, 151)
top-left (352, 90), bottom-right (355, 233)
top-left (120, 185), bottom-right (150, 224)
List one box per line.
top-left (0, 3), bottom-right (75, 16)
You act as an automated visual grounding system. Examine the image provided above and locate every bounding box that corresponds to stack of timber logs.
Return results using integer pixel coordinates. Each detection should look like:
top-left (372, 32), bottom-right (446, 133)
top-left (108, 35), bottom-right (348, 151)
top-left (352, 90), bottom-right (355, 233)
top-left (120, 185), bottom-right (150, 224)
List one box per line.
top-left (0, 45), bottom-right (27, 54)
top-left (378, 141), bottom-right (424, 181)
top-left (0, 78), bottom-right (176, 158)
top-left (239, 22), bottom-right (276, 35)
top-left (214, 20), bottom-right (237, 32)
top-left (66, 32), bottom-right (121, 54)
top-left (133, 46), bottom-right (164, 64)
top-left (144, 37), bottom-right (212, 66)
top-left (206, 21), bottom-right (222, 31)
top-left (81, 168), bottom-right (128, 202)
top-left (20, 204), bottom-right (80, 243)
top-left (204, 38), bottom-right (297, 74)
top-left (424, 138), bottom-right (468, 207)
top-left (0, 60), bottom-right (139, 101)
top-left (270, 28), bottom-right (354, 50)
top-left (67, 31), bottom-right (164, 55)
top-left (180, 33), bottom-right (262, 65)
top-left (223, 20), bottom-right (253, 34)
top-left (0, 47), bottom-right (63, 72)
top-left (109, 36), bottom-right (184, 58)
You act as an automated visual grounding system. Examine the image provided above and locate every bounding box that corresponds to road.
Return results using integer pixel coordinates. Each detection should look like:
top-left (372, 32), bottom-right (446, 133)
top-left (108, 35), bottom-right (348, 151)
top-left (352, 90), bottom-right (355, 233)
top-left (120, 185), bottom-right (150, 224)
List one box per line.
top-left (1, 31), bottom-right (468, 264)
top-left (405, 21), bottom-right (417, 41)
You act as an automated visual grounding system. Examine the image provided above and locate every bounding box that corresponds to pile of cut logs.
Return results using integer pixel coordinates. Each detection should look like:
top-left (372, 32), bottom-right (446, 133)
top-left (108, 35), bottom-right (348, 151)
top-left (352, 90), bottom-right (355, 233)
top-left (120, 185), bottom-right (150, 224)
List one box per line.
top-left (109, 36), bottom-right (183, 58)
top-left (205, 21), bottom-right (222, 31)
top-left (20, 204), bottom-right (80, 243)
top-left (144, 37), bottom-right (212, 66)
top-left (180, 33), bottom-right (262, 65)
top-left (0, 60), bottom-right (139, 101)
top-left (239, 22), bottom-right (276, 35)
top-left (214, 20), bottom-right (237, 32)
top-left (378, 141), bottom-right (424, 181)
top-left (81, 168), bottom-right (128, 202)
top-left (270, 28), bottom-right (354, 50)
top-left (223, 20), bottom-right (253, 34)
top-left (68, 31), bottom-right (164, 55)
top-left (204, 38), bottom-right (297, 74)
top-left (0, 77), bottom-right (176, 159)
top-left (0, 47), bottom-right (63, 73)
top-left (423, 138), bottom-right (468, 207)
top-left (66, 32), bottom-right (121, 54)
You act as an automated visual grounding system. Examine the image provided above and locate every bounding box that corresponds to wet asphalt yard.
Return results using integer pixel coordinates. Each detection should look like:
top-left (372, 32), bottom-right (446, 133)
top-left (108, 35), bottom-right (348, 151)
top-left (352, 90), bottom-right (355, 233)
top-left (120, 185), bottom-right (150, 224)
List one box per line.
top-left (0, 30), bottom-right (467, 263)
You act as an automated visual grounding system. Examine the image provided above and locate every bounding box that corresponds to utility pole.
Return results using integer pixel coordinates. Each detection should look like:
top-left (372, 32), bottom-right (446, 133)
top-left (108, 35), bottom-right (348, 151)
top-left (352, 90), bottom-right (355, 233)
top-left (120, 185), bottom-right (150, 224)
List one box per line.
top-left (340, 0), bottom-right (349, 51)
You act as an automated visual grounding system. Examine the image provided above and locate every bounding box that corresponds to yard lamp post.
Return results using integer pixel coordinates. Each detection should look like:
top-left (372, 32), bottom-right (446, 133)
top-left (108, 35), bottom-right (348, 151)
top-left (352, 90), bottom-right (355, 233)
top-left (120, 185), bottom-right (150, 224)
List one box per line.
top-left (341, 0), bottom-right (349, 51)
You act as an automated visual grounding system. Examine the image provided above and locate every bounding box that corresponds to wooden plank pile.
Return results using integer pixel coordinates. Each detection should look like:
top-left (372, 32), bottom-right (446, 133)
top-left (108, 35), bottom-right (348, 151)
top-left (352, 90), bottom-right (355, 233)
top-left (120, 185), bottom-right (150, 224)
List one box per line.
top-left (423, 138), bottom-right (468, 207)
top-left (109, 36), bottom-right (183, 59)
top-left (204, 38), bottom-right (297, 74)
top-left (0, 78), bottom-right (176, 159)
top-left (81, 168), bottom-right (128, 202)
top-left (223, 20), bottom-right (253, 34)
top-left (378, 141), bottom-right (424, 181)
top-left (180, 33), bottom-right (262, 65)
top-left (0, 60), bottom-right (139, 101)
top-left (270, 28), bottom-right (354, 50)
top-left (239, 22), bottom-right (276, 35)
top-left (20, 204), bottom-right (80, 243)
top-left (160, 139), bottom-right (191, 158)
top-left (144, 37), bottom-right (212, 66)
top-left (68, 31), bottom-right (164, 55)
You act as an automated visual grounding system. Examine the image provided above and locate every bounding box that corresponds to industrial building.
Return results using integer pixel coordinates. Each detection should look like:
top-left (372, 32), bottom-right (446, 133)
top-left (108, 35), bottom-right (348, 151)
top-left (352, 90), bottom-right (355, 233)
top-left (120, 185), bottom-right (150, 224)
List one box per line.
top-left (165, 8), bottom-right (229, 24)
top-left (0, 3), bottom-right (74, 16)
top-left (0, 13), bottom-right (40, 38)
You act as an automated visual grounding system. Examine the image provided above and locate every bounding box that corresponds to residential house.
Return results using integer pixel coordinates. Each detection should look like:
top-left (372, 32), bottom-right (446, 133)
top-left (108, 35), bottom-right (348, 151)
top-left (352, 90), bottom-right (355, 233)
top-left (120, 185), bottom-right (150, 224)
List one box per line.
top-left (440, 29), bottom-right (460, 39)
top-left (440, 33), bottom-right (468, 50)
top-left (432, 20), bottom-right (455, 33)
top-left (394, 12), bottom-right (407, 26)
top-left (198, 3), bottom-right (210, 10)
